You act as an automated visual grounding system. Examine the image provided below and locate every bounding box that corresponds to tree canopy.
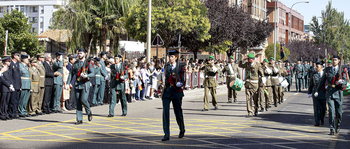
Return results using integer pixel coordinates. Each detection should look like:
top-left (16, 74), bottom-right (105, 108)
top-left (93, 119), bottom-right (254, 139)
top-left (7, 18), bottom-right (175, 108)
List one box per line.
top-left (265, 43), bottom-right (290, 61)
top-left (0, 10), bottom-right (44, 56)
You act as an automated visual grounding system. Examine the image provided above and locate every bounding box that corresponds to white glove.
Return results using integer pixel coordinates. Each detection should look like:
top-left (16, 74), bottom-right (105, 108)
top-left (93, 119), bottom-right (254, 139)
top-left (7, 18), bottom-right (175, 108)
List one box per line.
top-left (212, 66), bottom-right (217, 72)
top-left (273, 67), bottom-right (279, 73)
top-left (59, 55), bottom-right (63, 61)
top-left (261, 77), bottom-right (266, 84)
top-left (265, 68), bottom-right (272, 74)
top-left (90, 82), bottom-right (92, 87)
top-left (314, 92), bottom-right (318, 97)
top-left (325, 85), bottom-right (328, 89)
top-left (30, 90), bottom-right (33, 93)
top-left (338, 79), bottom-right (344, 84)
top-left (81, 73), bottom-right (87, 78)
top-left (9, 86), bottom-right (15, 92)
top-left (308, 94), bottom-right (311, 98)
top-left (120, 76), bottom-right (125, 80)
top-left (176, 82), bottom-right (183, 87)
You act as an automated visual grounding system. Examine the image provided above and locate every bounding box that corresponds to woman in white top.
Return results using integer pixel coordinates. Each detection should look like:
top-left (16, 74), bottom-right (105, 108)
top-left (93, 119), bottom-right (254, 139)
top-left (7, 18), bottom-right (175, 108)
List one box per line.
top-left (139, 63), bottom-right (148, 101)
top-left (62, 60), bottom-right (70, 111)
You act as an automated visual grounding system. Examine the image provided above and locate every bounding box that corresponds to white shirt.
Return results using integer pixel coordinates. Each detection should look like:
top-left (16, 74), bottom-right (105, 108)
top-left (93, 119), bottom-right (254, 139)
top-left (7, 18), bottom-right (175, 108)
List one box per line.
top-left (319, 71), bottom-right (324, 77)
top-left (169, 62), bottom-right (176, 70)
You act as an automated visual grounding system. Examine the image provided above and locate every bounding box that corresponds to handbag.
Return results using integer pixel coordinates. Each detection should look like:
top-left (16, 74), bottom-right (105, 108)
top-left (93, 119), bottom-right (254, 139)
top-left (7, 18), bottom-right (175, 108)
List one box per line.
top-left (129, 79), bottom-right (134, 88)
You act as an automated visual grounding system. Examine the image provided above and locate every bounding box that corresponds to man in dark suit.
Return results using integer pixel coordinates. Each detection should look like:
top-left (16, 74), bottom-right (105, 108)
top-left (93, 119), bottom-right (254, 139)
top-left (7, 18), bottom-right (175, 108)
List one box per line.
top-left (0, 56), bottom-right (14, 120)
top-left (66, 56), bottom-right (76, 110)
top-left (42, 53), bottom-right (55, 114)
top-left (8, 51), bottom-right (21, 119)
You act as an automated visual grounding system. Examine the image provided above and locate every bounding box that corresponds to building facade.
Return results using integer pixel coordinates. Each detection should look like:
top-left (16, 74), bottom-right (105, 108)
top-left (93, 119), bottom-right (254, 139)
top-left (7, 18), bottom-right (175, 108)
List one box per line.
top-left (0, 0), bottom-right (64, 35)
top-left (267, 0), bottom-right (305, 45)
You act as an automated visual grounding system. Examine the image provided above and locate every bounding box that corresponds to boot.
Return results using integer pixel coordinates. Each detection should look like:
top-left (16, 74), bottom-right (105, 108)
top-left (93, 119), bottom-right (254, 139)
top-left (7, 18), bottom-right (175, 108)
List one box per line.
top-left (61, 101), bottom-right (68, 111)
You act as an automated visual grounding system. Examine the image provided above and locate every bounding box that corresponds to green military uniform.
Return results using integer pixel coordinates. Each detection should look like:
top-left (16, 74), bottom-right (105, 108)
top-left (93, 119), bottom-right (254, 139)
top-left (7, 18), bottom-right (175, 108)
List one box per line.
top-left (93, 65), bottom-right (102, 105)
top-left (28, 60), bottom-right (40, 116)
top-left (37, 54), bottom-right (46, 114)
top-left (278, 65), bottom-right (287, 104)
top-left (259, 59), bottom-right (272, 111)
top-left (18, 59), bottom-right (31, 117)
top-left (303, 62), bottom-right (310, 89)
top-left (285, 63), bottom-right (293, 91)
top-left (222, 56), bottom-right (241, 103)
top-left (317, 56), bottom-right (346, 134)
top-left (309, 63), bottom-right (316, 87)
top-left (269, 59), bottom-right (280, 107)
top-left (66, 57), bottom-right (95, 123)
top-left (202, 56), bottom-right (219, 110)
top-left (98, 58), bottom-right (107, 104)
top-left (161, 50), bottom-right (185, 141)
top-left (294, 61), bottom-right (304, 92)
top-left (239, 54), bottom-right (264, 116)
top-left (308, 64), bottom-right (326, 126)
top-left (109, 56), bottom-right (128, 116)
top-left (52, 58), bottom-right (63, 111)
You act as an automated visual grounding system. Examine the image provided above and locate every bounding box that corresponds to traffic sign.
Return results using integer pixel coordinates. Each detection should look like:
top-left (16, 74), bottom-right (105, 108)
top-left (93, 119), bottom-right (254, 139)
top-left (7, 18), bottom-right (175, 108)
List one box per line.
top-left (152, 34), bottom-right (164, 46)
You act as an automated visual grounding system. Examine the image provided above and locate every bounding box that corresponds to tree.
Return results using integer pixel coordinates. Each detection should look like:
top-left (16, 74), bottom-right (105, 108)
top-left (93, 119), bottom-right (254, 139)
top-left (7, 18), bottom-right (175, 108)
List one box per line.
top-left (265, 43), bottom-right (290, 61)
top-left (125, 0), bottom-right (210, 54)
top-left (310, 1), bottom-right (350, 60)
top-left (285, 40), bottom-right (336, 62)
top-left (0, 10), bottom-right (44, 56)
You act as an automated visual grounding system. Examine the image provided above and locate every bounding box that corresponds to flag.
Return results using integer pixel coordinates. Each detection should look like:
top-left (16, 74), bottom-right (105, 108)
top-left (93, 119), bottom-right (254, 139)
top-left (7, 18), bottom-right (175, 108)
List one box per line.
top-left (138, 85), bottom-right (143, 91)
top-left (280, 47), bottom-right (285, 60)
top-left (158, 80), bottom-right (162, 84)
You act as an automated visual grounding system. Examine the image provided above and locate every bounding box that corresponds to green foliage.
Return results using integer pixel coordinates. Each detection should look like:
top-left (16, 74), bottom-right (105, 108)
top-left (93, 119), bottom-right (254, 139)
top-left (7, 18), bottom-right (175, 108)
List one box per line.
top-left (0, 10), bottom-right (44, 56)
top-left (265, 43), bottom-right (290, 61)
top-left (205, 40), bottom-right (231, 54)
top-left (125, 0), bottom-right (210, 50)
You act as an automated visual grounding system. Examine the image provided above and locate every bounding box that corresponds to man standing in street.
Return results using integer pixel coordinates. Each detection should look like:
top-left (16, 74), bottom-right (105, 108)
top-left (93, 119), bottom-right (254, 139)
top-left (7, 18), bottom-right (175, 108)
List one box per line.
top-left (269, 57), bottom-right (280, 107)
top-left (239, 53), bottom-right (265, 117)
top-left (66, 48), bottom-right (94, 124)
top-left (222, 56), bottom-right (240, 103)
top-left (52, 52), bottom-right (64, 113)
top-left (8, 51), bottom-right (21, 119)
top-left (92, 57), bottom-right (103, 106)
top-left (18, 55), bottom-right (31, 117)
top-left (277, 60), bottom-right (287, 104)
top-left (316, 55), bottom-right (347, 135)
top-left (294, 59), bottom-right (304, 92)
top-left (0, 56), bottom-right (13, 120)
top-left (303, 60), bottom-right (310, 89)
top-left (109, 54), bottom-right (128, 117)
top-left (161, 50), bottom-right (186, 141)
top-left (36, 54), bottom-right (45, 115)
top-left (308, 61), bottom-right (326, 127)
top-left (27, 59), bottom-right (41, 117)
top-left (43, 53), bottom-right (55, 114)
top-left (259, 59), bottom-right (272, 112)
top-left (285, 61), bottom-right (293, 92)
top-left (201, 56), bottom-right (219, 111)
top-left (97, 52), bottom-right (107, 105)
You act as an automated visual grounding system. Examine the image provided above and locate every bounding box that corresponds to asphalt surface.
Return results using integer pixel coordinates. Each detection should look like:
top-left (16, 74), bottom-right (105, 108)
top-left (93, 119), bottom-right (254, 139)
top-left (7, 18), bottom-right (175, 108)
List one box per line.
top-left (0, 82), bottom-right (349, 149)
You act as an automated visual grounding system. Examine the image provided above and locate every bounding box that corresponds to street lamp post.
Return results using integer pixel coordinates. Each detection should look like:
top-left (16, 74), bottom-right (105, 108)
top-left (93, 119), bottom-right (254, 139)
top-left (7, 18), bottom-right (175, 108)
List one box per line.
top-left (273, 0), bottom-right (278, 59)
top-left (146, 0), bottom-right (152, 62)
top-left (289, 1), bottom-right (309, 43)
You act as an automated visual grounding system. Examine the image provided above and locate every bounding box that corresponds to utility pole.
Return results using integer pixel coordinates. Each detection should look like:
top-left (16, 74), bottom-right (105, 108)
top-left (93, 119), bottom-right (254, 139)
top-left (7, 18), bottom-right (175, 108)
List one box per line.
top-left (146, 0), bottom-right (152, 62)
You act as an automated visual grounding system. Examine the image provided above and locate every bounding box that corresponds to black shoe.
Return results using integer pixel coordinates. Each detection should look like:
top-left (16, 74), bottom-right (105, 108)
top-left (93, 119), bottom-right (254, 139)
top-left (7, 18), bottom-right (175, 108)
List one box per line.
top-left (234, 99), bottom-right (237, 103)
top-left (49, 110), bottom-right (53, 113)
top-left (274, 104), bottom-right (277, 107)
top-left (19, 115), bottom-right (26, 117)
top-left (267, 106), bottom-right (272, 108)
top-left (45, 111), bottom-right (50, 115)
top-left (161, 137), bottom-right (169, 141)
top-left (108, 114), bottom-right (114, 117)
top-left (246, 115), bottom-right (252, 118)
top-left (202, 109), bottom-right (208, 111)
top-left (121, 114), bottom-right (127, 116)
top-left (75, 121), bottom-right (83, 125)
top-left (88, 113), bottom-right (93, 121)
top-left (37, 112), bottom-right (43, 115)
top-left (13, 116), bottom-right (20, 119)
top-left (281, 99), bottom-right (284, 103)
top-left (329, 131), bottom-right (335, 135)
top-left (259, 108), bottom-right (265, 112)
top-left (0, 117), bottom-right (7, 121)
top-left (57, 110), bottom-right (63, 113)
top-left (266, 108), bottom-right (269, 111)
top-left (227, 101), bottom-right (232, 103)
top-left (6, 116), bottom-right (12, 120)
top-left (179, 131), bottom-right (185, 138)
top-left (336, 127), bottom-right (340, 133)
top-left (214, 106), bottom-right (218, 110)
top-left (314, 123), bottom-right (320, 126)
top-left (254, 112), bottom-right (258, 116)
top-left (25, 114), bottom-right (31, 117)
top-left (321, 120), bottom-right (324, 125)
top-left (30, 114), bottom-right (38, 117)
top-left (278, 102), bottom-right (281, 104)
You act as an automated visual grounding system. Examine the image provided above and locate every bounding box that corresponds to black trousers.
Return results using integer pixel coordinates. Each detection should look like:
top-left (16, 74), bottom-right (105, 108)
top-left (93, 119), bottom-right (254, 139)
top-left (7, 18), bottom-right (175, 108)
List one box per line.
top-left (42, 85), bottom-right (53, 113)
top-left (0, 92), bottom-right (11, 119)
top-left (66, 87), bottom-right (76, 109)
top-left (8, 89), bottom-right (20, 118)
top-left (104, 82), bottom-right (111, 104)
top-left (88, 85), bottom-right (95, 105)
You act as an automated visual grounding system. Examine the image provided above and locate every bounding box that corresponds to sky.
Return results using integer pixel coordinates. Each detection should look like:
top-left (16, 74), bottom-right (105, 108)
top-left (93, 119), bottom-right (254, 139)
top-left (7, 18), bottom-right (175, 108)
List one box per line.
top-left (278, 0), bottom-right (350, 25)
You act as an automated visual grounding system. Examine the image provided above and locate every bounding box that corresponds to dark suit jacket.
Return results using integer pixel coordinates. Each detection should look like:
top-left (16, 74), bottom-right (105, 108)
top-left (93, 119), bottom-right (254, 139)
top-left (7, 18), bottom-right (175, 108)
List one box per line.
top-left (9, 60), bottom-right (21, 90)
top-left (66, 63), bottom-right (72, 71)
top-left (67, 63), bottom-right (76, 85)
top-left (43, 61), bottom-right (55, 86)
top-left (0, 69), bottom-right (13, 92)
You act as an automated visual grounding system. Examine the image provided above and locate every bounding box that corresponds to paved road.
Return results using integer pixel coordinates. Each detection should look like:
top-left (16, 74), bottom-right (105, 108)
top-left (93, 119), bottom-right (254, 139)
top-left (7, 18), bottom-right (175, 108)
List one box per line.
top-left (0, 84), bottom-right (349, 149)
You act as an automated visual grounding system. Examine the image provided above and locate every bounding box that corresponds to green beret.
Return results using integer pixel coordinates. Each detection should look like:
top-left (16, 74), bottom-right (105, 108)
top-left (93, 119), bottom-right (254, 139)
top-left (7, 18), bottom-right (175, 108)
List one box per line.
top-left (328, 60), bottom-right (332, 64)
top-left (230, 56), bottom-right (234, 60)
top-left (209, 55), bottom-right (215, 59)
top-left (270, 57), bottom-right (275, 61)
top-left (247, 53), bottom-right (255, 59)
top-left (263, 59), bottom-right (268, 63)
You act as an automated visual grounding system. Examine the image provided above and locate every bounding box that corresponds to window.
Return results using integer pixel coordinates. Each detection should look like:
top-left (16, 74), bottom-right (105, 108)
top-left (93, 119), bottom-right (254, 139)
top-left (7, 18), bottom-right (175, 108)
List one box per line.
top-left (32, 28), bottom-right (36, 33)
top-left (0, 7), bottom-right (3, 13)
top-left (40, 17), bottom-right (44, 22)
top-left (32, 6), bottom-right (37, 12)
top-left (31, 17), bottom-right (37, 23)
top-left (40, 28), bottom-right (44, 33)
top-left (40, 6), bottom-right (44, 14)
top-left (20, 6), bottom-right (24, 12)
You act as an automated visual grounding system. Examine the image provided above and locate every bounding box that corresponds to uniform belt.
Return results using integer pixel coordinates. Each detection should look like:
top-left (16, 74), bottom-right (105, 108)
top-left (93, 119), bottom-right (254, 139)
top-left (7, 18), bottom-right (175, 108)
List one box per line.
top-left (206, 76), bottom-right (216, 79)
top-left (227, 75), bottom-right (235, 77)
top-left (297, 71), bottom-right (300, 73)
top-left (265, 76), bottom-right (271, 78)
top-left (96, 75), bottom-right (102, 77)
top-left (272, 76), bottom-right (279, 78)
top-left (40, 76), bottom-right (45, 77)
top-left (31, 82), bottom-right (39, 84)
top-left (21, 77), bottom-right (30, 79)
top-left (246, 79), bottom-right (258, 83)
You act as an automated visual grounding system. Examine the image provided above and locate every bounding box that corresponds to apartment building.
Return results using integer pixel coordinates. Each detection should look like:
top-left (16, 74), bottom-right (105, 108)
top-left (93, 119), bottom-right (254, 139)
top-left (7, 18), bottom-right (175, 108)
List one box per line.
top-left (267, 0), bottom-right (305, 45)
top-left (0, 0), bottom-right (64, 35)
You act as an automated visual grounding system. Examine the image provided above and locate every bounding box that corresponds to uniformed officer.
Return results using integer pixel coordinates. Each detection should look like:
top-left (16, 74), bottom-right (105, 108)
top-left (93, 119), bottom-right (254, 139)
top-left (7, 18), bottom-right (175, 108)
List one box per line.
top-left (36, 53), bottom-right (45, 115)
top-left (278, 60), bottom-right (287, 104)
top-left (9, 51), bottom-right (21, 119)
top-left (161, 49), bottom-right (186, 141)
top-left (222, 56), bottom-right (241, 103)
top-left (0, 56), bottom-right (14, 120)
top-left (18, 55), bottom-right (31, 117)
top-left (66, 48), bottom-right (94, 125)
top-left (308, 61), bottom-right (326, 126)
top-left (96, 52), bottom-right (108, 105)
top-left (316, 55), bottom-right (347, 135)
top-left (92, 57), bottom-right (103, 105)
top-left (27, 59), bottom-right (41, 116)
top-left (109, 54), bottom-right (128, 117)
top-left (285, 61), bottom-right (293, 92)
top-left (294, 59), bottom-right (304, 92)
top-left (52, 52), bottom-right (64, 113)
top-left (269, 57), bottom-right (280, 107)
top-left (201, 55), bottom-right (219, 111)
top-left (303, 60), bottom-right (310, 89)
top-left (239, 53), bottom-right (265, 117)
top-left (309, 61), bottom-right (316, 86)
top-left (259, 59), bottom-right (272, 112)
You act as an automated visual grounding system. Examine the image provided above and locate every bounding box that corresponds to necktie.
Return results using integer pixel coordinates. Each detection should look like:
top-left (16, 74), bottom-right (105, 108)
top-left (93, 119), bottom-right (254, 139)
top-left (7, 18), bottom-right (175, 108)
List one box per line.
top-left (170, 65), bottom-right (173, 71)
